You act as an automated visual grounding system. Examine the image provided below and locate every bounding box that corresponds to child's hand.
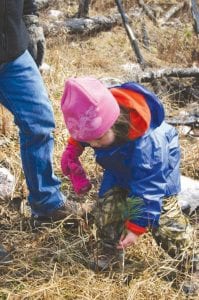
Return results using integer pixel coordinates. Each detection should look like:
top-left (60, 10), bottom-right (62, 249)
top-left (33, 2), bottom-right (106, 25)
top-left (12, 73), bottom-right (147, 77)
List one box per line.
top-left (117, 230), bottom-right (139, 249)
top-left (61, 143), bottom-right (92, 195)
top-left (69, 173), bottom-right (92, 195)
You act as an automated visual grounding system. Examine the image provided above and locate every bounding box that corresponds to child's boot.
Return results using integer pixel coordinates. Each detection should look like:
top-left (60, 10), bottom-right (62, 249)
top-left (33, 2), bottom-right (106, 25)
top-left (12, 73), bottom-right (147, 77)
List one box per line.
top-left (152, 196), bottom-right (199, 294)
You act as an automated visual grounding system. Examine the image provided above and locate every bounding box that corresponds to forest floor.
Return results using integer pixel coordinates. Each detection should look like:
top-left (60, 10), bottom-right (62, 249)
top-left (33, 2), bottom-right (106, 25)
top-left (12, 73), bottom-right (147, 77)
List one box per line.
top-left (0, 1), bottom-right (198, 299)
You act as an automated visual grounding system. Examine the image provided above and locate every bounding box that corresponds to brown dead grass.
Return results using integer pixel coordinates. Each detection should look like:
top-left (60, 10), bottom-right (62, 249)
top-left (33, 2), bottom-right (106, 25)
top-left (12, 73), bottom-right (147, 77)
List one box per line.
top-left (0, 0), bottom-right (198, 299)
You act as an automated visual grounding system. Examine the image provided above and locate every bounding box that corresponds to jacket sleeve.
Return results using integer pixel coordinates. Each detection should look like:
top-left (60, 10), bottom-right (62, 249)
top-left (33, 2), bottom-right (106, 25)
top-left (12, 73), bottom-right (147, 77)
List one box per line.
top-left (125, 220), bottom-right (147, 235)
top-left (128, 198), bottom-right (162, 229)
top-left (98, 170), bottom-right (117, 198)
top-left (23, 0), bottom-right (37, 15)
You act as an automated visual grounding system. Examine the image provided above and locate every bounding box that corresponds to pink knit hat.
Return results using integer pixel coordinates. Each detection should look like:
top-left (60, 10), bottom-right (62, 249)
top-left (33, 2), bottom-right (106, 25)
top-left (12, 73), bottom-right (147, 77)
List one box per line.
top-left (61, 77), bottom-right (120, 141)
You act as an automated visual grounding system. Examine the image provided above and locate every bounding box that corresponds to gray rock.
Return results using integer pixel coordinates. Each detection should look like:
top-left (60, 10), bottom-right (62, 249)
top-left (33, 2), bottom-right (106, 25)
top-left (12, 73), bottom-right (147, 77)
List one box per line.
top-left (178, 175), bottom-right (199, 215)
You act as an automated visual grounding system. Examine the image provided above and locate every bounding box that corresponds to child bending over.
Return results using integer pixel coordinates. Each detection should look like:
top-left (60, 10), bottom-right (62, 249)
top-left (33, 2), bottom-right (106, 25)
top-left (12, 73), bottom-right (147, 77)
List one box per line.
top-left (60, 77), bottom-right (198, 290)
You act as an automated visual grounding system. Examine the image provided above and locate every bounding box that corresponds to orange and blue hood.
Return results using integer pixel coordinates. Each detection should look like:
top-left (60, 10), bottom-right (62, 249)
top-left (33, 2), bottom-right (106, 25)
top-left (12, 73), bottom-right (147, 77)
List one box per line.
top-left (110, 81), bottom-right (165, 138)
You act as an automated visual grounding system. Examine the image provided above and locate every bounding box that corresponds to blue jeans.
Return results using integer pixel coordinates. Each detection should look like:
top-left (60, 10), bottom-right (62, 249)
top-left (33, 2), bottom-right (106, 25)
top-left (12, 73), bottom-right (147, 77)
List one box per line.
top-left (0, 50), bottom-right (65, 215)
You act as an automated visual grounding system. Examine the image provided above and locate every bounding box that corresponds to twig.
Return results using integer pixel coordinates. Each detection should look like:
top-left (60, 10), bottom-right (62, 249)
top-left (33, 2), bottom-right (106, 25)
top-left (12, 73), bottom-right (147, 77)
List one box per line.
top-left (138, 0), bottom-right (157, 24)
top-left (141, 22), bottom-right (150, 49)
top-left (158, 2), bottom-right (186, 25)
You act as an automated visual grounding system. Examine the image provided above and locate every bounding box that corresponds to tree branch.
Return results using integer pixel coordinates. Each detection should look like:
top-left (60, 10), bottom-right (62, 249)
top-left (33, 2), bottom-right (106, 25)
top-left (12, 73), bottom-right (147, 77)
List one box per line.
top-left (158, 2), bottom-right (186, 25)
top-left (130, 67), bottom-right (199, 82)
top-left (138, 0), bottom-right (157, 24)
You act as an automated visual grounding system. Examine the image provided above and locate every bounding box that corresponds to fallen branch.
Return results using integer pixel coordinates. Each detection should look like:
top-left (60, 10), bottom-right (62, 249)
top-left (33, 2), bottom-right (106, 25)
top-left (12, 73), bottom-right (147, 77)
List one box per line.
top-left (138, 0), bottom-right (157, 24)
top-left (158, 2), bottom-right (185, 25)
top-left (65, 15), bottom-right (119, 34)
top-left (44, 8), bottom-right (143, 39)
top-left (44, 14), bottom-right (121, 36)
top-left (131, 67), bottom-right (199, 82)
top-left (141, 22), bottom-right (150, 49)
top-left (115, 0), bottom-right (146, 68)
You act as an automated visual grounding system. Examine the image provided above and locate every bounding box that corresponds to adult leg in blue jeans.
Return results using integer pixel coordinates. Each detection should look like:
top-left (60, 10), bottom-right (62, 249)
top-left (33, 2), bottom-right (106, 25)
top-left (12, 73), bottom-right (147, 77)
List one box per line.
top-left (0, 51), bottom-right (80, 220)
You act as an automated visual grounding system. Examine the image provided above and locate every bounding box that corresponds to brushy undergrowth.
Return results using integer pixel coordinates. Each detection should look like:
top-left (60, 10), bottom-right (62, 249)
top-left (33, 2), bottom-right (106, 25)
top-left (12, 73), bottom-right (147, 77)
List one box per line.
top-left (0, 1), bottom-right (198, 299)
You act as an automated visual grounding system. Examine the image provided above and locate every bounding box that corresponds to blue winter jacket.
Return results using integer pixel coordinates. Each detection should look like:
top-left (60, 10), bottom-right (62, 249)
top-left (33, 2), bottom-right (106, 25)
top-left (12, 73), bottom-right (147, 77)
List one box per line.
top-left (91, 82), bottom-right (181, 228)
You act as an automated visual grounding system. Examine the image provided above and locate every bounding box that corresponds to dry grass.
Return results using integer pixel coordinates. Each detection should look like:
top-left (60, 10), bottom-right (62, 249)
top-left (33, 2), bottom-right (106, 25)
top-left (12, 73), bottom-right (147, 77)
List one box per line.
top-left (0, 1), bottom-right (198, 299)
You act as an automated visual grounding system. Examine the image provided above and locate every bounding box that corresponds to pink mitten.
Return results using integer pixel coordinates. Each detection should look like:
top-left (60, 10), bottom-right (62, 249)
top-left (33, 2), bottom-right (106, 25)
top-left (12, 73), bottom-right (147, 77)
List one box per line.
top-left (61, 141), bottom-right (92, 195)
top-left (69, 166), bottom-right (92, 194)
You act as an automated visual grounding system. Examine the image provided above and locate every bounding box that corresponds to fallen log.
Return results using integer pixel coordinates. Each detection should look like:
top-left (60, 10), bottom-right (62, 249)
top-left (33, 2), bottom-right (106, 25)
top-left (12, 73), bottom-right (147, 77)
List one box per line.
top-left (44, 5), bottom-right (146, 37)
top-left (44, 14), bottom-right (122, 36)
top-left (134, 67), bottom-right (199, 82)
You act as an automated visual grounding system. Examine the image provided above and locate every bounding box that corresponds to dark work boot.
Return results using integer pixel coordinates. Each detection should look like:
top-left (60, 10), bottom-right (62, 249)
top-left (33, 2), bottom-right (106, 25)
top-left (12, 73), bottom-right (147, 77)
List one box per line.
top-left (31, 199), bottom-right (93, 227)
